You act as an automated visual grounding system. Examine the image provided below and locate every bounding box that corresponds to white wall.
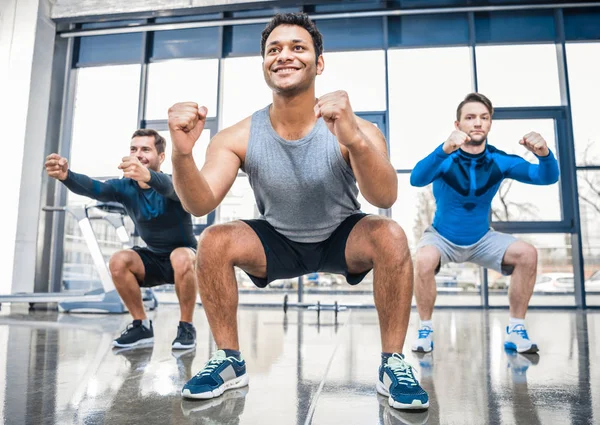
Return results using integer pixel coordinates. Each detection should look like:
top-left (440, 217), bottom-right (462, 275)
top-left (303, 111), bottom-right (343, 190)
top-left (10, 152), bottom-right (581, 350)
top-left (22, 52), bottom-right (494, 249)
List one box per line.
top-left (0, 0), bottom-right (55, 293)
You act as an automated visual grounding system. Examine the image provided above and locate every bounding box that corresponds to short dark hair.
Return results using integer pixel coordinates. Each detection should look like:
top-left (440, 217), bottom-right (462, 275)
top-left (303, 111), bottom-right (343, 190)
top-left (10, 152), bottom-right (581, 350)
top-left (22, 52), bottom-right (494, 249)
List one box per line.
top-left (456, 93), bottom-right (494, 121)
top-left (260, 12), bottom-right (323, 64)
top-left (131, 129), bottom-right (166, 154)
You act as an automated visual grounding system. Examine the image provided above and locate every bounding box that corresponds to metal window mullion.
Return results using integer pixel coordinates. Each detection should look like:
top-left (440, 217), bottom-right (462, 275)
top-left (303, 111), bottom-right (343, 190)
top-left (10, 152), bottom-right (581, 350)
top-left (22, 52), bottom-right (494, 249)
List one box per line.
top-left (50, 40), bottom-right (78, 293)
top-left (554, 8), bottom-right (586, 308)
top-left (137, 22), bottom-right (153, 128)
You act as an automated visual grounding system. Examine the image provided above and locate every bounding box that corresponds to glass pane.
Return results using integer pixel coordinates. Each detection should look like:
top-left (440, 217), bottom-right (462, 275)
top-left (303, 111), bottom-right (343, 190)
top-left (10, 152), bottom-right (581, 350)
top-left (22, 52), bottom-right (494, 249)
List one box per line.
top-left (387, 47), bottom-right (473, 169)
top-left (393, 174), bottom-right (482, 306)
top-left (489, 119), bottom-right (561, 222)
top-left (151, 27), bottom-right (220, 60)
top-left (476, 44), bottom-right (561, 107)
top-left (489, 233), bottom-right (574, 307)
top-left (157, 129), bottom-right (211, 176)
top-left (566, 43), bottom-right (600, 166)
top-left (578, 170), bottom-right (600, 306)
top-left (315, 50), bottom-right (386, 112)
top-left (146, 59), bottom-right (218, 120)
top-left (70, 65), bottom-right (141, 177)
top-left (77, 34), bottom-right (143, 66)
top-left (222, 56), bottom-right (273, 128)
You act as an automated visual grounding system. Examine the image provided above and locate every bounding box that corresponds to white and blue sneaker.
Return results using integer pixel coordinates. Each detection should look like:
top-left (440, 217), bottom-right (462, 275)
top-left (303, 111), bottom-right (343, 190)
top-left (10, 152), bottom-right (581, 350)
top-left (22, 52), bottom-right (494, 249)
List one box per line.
top-left (181, 350), bottom-right (249, 399)
top-left (504, 324), bottom-right (539, 354)
top-left (411, 326), bottom-right (433, 353)
top-left (376, 353), bottom-right (429, 410)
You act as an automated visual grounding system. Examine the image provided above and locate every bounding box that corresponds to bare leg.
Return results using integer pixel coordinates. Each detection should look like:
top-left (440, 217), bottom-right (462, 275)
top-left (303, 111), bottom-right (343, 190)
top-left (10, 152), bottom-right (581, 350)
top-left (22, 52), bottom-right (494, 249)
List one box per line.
top-left (345, 216), bottom-right (413, 353)
top-left (171, 247), bottom-right (197, 323)
top-left (195, 222), bottom-right (267, 351)
top-left (503, 241), bottom-right (538, 319)
top-left (414, 246), bottom-right (442, 321)
top-left (109, 250), bottom-right (146, 320)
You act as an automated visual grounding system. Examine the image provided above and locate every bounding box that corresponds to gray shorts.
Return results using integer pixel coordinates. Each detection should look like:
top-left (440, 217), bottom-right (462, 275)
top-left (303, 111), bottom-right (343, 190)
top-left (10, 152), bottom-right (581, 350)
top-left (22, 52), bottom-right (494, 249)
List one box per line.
top-left (416, 226), bottom-right (518, 276)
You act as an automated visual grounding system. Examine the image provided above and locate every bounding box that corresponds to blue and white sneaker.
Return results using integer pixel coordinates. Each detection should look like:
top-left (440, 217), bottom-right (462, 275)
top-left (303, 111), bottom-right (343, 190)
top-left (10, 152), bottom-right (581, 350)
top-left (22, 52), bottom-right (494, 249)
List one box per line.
top-left (504, 324), bottom-right (539, 354)
top-left (376, 353), bottom-right (429, 410)
top-left (181, 350), bottom-right (249, 399)
top-left (411, 326), bottom-right (433, 353)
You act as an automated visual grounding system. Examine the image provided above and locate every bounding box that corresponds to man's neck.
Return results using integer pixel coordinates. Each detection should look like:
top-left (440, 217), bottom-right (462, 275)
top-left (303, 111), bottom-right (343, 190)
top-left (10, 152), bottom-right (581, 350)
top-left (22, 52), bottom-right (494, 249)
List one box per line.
top-left (270, 88), bottom-right (318, 140)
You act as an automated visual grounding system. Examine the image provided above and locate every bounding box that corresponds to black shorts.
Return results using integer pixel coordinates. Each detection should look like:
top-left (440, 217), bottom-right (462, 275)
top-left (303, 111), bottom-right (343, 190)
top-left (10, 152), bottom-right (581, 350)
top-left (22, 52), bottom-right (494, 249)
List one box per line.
top-left (241, 213), bottom-right (370, 288)
top-left (131, 246), bottom-right (196, 288)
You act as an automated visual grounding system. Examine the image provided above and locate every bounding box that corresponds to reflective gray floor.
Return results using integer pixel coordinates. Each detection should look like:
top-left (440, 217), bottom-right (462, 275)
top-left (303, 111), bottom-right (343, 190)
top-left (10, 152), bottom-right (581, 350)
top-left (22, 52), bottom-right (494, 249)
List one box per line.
top-left (0, 304), bottom-right (598, 424)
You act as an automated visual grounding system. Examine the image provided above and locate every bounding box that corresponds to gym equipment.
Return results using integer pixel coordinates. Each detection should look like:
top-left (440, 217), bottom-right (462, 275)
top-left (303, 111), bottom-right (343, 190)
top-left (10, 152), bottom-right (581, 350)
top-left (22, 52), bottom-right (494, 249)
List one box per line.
top-left (0, 202), bottom-right (157, 313)
top-left (282, 294), bottom-right (348, 321)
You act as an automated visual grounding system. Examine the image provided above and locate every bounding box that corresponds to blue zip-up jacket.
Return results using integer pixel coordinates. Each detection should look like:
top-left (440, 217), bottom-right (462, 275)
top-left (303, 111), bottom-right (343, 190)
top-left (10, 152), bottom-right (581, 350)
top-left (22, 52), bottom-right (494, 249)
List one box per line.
top-left (410, 143), bottom-right (560, 245)
top-left (62, 169), bottom-right (197, 254)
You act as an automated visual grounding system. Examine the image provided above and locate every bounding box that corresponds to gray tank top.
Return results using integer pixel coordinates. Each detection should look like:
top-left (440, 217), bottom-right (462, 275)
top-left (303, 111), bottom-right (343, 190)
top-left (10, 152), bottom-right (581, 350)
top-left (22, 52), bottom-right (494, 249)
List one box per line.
top-left (244, 105), bottom-right (361, 243)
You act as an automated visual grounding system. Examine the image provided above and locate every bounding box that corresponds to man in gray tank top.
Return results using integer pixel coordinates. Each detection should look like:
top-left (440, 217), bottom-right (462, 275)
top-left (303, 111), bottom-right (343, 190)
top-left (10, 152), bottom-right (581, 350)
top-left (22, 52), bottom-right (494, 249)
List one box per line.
top-left (169, 12), bottom-right (429, 410)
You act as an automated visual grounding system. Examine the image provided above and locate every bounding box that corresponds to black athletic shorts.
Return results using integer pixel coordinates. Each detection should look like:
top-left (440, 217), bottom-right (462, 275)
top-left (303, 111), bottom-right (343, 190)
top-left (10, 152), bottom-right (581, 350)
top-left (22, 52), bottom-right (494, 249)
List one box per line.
top-left (241, 213), bottom-right (369, 288)
top-left (131, 246), bottom-right (196, 288)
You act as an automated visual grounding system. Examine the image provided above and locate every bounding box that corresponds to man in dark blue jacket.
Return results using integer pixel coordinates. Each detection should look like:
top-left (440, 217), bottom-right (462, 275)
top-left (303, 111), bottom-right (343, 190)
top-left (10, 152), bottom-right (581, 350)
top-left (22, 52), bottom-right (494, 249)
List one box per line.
top-left (45, 129), bottom-right (198, 350)
top-left (410, 93), bottom-right (559, 355)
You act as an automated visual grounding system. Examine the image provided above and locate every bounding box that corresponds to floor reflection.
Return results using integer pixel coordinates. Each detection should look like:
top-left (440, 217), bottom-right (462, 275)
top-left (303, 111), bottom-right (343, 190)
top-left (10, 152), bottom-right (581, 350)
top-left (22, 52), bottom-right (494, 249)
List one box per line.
top-left (0, 306), bottom-right (597, 424)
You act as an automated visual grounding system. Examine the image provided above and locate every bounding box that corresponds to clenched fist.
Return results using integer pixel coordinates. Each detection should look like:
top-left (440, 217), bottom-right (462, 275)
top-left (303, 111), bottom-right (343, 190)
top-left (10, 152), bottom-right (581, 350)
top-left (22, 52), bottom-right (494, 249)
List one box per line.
top-left (519, 132), bottom-right (549, 157)
top-left (443, 130), bottom-right (471, 154)
top-left (314, 91), bottom-right (361, 148)
top-left (118, 156), bottom-right (151, 182)
top-left (168, 102), bottom-right (208, 156)
top-left (45, 153), bottom-right (69, 181)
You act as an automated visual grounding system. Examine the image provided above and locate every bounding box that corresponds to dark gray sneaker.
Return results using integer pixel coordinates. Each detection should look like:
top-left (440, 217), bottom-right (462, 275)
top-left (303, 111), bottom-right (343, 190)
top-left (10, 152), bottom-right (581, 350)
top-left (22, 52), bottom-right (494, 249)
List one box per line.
top-left (172, 321), bottom-right (197, 350)
top-left (113, 320), bottom-right (154, 348)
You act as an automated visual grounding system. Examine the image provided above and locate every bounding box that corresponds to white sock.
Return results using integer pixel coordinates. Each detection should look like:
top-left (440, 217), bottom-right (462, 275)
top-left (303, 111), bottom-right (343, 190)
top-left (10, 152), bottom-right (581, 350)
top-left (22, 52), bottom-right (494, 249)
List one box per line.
top-left (141, 319), bottom-right (151, 329)
top-left (508, 317), bottom-right (525, 331)
top-left (420, 320), bottom-right (433, 330)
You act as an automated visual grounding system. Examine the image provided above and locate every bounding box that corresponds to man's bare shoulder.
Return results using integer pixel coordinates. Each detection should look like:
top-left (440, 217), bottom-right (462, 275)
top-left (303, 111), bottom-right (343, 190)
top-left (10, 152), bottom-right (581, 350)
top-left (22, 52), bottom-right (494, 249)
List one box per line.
top-left (208, 116), bottom-right (252, 160)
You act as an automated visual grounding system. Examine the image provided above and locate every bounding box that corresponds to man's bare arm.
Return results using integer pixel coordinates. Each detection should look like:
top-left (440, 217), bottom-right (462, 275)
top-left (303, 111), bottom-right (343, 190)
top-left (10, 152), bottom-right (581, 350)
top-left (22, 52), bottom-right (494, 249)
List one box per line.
top-left (169, 102), bottom-right (247, 216)
top-left (346, 117), bottom-right (397, 208)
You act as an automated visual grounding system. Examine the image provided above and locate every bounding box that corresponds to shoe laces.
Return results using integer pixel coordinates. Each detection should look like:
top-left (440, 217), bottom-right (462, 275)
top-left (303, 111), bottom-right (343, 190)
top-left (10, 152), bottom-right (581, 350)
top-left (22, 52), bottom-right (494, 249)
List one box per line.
top-left (509, 324), bottom-right (529, 340)
top-left (387, 354), bottom-right (418, 386)
top-left (121, 321), bottom-right (142, 335)
top-left (417, 327), bottom-right (432, 339)
top-left (196, 352), bottom-right (226, 377)
top-left (176, 324), bottom-right (194, 340)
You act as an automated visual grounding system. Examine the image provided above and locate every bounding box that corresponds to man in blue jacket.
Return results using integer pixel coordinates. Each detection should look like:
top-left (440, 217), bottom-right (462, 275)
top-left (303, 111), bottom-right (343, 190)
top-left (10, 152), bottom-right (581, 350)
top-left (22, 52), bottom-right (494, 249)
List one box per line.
top-left (45, 129), bottom-right (198, 350)
top-left (410, 93), bottom-right (559, 355)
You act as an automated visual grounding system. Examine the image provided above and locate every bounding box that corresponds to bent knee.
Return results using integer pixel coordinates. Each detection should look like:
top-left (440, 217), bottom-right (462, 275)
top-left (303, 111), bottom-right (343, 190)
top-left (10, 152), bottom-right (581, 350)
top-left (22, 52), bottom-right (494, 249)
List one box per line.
top-left (109, 251), bottom-right (132, 275)
top-left (170, 249), bottom-right (195, 274)
top-left (513, 243), bottom-right (538, 268)
top-left (415, 247), bottom-right (440, 277)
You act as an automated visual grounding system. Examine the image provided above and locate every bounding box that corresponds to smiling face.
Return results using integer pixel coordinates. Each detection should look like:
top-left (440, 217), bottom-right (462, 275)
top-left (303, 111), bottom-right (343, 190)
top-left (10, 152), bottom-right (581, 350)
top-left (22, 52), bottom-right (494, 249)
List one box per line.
top-left (262, 24), bottom-right (324, 97)
top-left (455, 101), bottom-right (492, 145)
top-left (129, 136), bottom-right (164, 172)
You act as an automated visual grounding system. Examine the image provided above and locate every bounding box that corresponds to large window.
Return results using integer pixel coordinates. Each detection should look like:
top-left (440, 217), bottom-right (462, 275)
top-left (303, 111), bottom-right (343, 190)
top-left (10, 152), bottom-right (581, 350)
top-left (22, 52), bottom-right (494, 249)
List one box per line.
top-left (476, 44), bottom-right (561, 107)
top-left (70, 65), bottom-right (141, 177)
top-left (315, 50), bottom-right (386, 112)
top-left (63, 65), bottom-right (141, 290)
top-left (566, 43), bottom-right (600, 165)
top-left (578, 170), bottom-right (600, 306)
top-left (489, 118), bottom-right (561, 222)
top-left (222, 56), bottom-right (272, 128)
top-left (387, 47), bottom-right (473, 170)
top-left (146, 59), bottom-right (219, 120)
top-left (567, 42), bottom-right (600, 306)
